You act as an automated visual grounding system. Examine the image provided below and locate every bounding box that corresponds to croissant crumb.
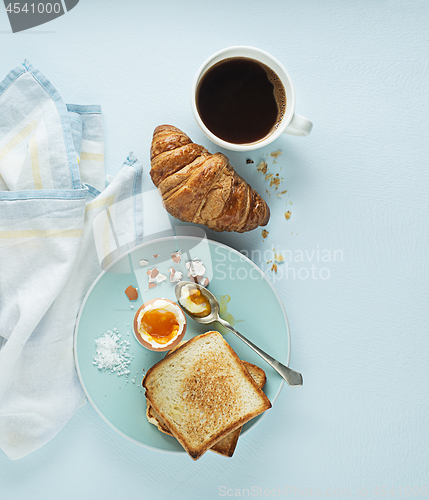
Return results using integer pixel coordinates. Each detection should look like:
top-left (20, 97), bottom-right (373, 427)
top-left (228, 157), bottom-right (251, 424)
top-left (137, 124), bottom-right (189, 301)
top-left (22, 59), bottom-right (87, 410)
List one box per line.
top-left (150, 125), bottom-right (270, 233)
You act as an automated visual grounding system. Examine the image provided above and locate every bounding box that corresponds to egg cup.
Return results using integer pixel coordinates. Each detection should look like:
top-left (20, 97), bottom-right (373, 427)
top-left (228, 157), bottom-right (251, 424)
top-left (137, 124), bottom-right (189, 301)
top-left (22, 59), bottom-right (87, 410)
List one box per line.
top-left (133, 298), bottom-right (186, 352)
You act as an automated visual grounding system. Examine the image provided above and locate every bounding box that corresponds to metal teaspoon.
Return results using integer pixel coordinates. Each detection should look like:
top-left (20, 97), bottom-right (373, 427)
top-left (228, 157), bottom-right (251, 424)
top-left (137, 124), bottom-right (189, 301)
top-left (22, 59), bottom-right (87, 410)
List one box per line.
top-left (174, 281), bottom-right (303, 387)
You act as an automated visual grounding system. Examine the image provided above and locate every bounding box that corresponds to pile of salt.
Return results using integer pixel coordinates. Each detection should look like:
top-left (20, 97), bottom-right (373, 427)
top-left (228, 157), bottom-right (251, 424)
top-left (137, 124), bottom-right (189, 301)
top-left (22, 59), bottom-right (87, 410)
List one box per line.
top-left (93, 329), bottom-right (132, 376)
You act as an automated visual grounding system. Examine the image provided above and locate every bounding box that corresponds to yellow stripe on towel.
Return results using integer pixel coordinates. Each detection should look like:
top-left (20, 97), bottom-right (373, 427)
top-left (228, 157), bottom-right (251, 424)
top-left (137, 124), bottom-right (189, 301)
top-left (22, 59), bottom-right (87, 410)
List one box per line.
top-left (85, 195), bottom-right (115, 214)
top-left (0, 120), bottom-right (38, 163)
top-left (29, 135), bottom-right (43, 190)
top-left (0, 229), bottom-right (83, 239)
top-left (80, 152), bottom-right (104, 162)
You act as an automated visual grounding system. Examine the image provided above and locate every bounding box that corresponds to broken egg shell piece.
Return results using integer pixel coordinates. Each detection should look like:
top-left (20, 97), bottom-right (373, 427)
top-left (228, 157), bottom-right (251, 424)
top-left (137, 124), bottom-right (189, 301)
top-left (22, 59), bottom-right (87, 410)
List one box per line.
top-left (189, 274), bottom-right (209, 287)
top-left (139, 259), bottom-right (149, 267)
top-left (154, 273), bottom-right (167, 283)
top-left (147, 268), bottom-right (159, 279)
top-left (169, 267), bottom-right (183, 282)
top-left (125, 285), bottom-right (138, 301)
top-left (171, 250), bottom-right (182, 264)
top-left (186, 260), bottom-right (206, 278)
top-left (197, 276), bottom-right (210, 287)
top-left (147, 268), bottom-right (167, 287)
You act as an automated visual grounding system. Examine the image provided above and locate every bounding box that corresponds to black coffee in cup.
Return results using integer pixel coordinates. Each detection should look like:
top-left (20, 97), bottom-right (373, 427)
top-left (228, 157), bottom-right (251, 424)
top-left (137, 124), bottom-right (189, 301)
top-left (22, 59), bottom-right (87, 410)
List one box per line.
top-left (196, 57), bottom-right (286, 145)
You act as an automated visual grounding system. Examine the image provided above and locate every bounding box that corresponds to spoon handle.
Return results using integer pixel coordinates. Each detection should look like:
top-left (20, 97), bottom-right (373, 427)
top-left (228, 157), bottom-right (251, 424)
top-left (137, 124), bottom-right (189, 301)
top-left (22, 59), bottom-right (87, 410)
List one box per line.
top-left (217, 318), bottom-right (303, 387)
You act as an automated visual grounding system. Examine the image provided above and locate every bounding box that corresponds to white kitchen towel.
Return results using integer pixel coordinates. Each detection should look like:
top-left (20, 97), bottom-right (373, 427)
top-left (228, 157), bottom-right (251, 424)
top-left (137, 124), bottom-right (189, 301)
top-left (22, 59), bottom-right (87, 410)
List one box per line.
top-left (0, 61), bottom-right (143, 460)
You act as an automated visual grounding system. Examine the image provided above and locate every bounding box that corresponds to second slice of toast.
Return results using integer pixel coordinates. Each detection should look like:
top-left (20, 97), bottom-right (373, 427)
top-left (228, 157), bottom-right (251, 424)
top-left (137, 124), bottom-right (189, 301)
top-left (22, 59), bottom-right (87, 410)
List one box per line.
top-left (142, 331), bottom-right (271, 460)
top-left (146, 359), bottom-right (267, 457)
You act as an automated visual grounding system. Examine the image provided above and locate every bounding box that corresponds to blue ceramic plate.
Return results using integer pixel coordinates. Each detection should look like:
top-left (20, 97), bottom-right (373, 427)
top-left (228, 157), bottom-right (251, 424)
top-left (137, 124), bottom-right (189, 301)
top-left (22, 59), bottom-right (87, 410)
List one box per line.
top-left (74, 236), bottom-right (291, 454)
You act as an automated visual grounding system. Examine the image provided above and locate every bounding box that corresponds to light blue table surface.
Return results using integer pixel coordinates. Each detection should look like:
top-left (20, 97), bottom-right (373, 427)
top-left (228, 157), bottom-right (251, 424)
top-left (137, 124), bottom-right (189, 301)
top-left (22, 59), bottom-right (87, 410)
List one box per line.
top-left (1, 1), bottom-right (428, 499)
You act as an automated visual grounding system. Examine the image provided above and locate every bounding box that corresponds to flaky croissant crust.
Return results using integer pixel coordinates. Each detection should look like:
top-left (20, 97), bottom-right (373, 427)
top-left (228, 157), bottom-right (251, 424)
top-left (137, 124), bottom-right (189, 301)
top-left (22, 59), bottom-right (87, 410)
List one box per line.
top-left (150, 125), bottom-right (270, 233)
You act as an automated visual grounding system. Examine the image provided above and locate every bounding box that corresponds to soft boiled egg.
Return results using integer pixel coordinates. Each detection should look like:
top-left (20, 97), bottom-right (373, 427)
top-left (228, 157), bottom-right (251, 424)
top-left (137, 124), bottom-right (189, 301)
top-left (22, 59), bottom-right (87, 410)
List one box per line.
top-left (133, 298), bottom-right (186, 352)
top-left (179, 284), bottom-right (211, 317)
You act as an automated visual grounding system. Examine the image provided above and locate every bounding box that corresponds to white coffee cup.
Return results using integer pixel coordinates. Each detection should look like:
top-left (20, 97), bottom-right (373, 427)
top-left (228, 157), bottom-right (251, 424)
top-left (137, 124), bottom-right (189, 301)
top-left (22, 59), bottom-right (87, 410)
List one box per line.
top-left (191, 46), bottom-right (313, 152)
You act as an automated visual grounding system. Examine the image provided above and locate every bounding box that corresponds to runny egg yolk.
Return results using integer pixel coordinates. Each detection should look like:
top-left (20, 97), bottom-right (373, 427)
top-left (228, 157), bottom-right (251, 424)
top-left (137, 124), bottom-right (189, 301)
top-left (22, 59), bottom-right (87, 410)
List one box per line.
top-left (187, 288), bottom-right (211, 317)
top-left (140, 308), bottom-right (179, 344)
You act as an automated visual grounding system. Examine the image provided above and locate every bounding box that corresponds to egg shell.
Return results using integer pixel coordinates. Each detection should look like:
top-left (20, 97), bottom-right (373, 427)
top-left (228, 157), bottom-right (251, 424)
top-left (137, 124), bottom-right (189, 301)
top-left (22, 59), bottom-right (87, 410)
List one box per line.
top-left (133, 298), bottom-right (186, 352)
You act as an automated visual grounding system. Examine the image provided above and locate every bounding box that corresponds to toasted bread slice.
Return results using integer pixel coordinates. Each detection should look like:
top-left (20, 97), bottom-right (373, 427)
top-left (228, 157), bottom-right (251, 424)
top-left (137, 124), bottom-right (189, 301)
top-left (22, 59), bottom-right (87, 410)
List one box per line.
top-left (242, 361), bottom-right (266, 388)
top-left (143, 331), bottom-right (271, 460)
top-left (146, 359), bottom-right (267, 457)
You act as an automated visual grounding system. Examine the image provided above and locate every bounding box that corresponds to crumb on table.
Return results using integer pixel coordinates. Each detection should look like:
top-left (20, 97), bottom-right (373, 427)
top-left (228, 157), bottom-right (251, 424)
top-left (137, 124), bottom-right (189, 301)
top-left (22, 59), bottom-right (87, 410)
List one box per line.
top-left (274, 253), bottom-right (284, 263)
top-left (257, 161), bottom-right (268, 174)
top-left (270, 176), bottom-right (281, 188)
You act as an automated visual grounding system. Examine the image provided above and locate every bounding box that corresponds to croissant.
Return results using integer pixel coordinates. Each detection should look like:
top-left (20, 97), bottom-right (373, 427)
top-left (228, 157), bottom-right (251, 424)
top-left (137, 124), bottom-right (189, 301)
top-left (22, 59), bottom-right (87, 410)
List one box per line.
top-left (150, 125), bottom-right (270, 233)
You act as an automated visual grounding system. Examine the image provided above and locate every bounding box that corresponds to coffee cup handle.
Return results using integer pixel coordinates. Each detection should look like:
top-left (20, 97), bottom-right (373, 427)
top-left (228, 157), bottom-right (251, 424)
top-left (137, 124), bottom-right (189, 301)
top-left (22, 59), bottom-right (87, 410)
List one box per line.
top-left (284, 113), bottom-right (313, 137)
